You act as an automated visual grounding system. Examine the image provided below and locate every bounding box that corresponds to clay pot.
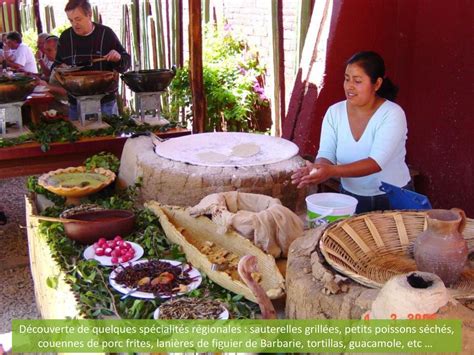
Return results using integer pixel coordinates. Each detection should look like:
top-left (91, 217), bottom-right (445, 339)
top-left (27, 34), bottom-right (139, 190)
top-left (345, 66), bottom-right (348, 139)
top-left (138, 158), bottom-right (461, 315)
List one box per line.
top-left (368, 272), bottom-right (449, 319)
top-left (121, 68), bottom-right (176, 92)
top-left (0, 74), bottom-right (36, 103)
top-left (55, 70), bottom-right (118, 96)
top-left (63, 209), bottom-right (135, 245)
top-left (414, 208), bottom-right (468, 286)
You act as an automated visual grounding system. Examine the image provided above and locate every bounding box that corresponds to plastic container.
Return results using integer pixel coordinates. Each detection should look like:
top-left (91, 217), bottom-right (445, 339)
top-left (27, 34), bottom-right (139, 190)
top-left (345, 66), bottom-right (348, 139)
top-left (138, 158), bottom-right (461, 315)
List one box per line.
top-left (379, 181), bottom-right (432, 210)
top-left (305, 193), bottom-right (358, 227)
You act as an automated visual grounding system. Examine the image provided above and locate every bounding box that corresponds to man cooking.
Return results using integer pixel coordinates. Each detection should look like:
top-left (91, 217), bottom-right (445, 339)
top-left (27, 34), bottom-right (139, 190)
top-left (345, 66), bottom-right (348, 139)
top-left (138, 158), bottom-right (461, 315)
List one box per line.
top-left (54, 0), bottom-right (131, 119)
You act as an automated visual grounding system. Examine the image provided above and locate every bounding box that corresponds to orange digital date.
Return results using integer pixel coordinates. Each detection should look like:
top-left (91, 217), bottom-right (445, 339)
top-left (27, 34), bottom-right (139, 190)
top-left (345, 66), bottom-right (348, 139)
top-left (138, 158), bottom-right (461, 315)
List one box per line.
top-left (363, 313), bottom-right (437, 320)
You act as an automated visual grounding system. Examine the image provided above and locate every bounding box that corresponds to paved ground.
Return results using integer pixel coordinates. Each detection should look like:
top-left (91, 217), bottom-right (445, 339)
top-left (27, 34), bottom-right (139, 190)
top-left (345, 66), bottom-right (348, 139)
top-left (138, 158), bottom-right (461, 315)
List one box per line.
top-left (0, 177), bottom-right (40, 334)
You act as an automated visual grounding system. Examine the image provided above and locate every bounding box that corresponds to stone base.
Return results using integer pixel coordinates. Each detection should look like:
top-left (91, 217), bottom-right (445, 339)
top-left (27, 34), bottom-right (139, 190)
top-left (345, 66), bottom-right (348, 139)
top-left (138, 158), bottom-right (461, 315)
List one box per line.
top-left (1, 125), bottom-right (30, 139)
top-left (118, 136), bottom-right (308, 212)
top-left (72, 120), bottom-right (110, 132)
top-left (285, 228), bottom-right (378, 319)
top-left (132, 115), bottom-right (169, 126)
top-left (286, 228), bottom-right (474, 354)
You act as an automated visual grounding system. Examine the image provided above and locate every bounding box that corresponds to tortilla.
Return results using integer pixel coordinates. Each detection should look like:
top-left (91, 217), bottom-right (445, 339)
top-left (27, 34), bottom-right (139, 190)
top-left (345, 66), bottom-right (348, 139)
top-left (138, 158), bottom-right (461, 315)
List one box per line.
top-left (231, 143), bottom-right (260, 157)
top-left (196, 151), bottom-right (229, 162)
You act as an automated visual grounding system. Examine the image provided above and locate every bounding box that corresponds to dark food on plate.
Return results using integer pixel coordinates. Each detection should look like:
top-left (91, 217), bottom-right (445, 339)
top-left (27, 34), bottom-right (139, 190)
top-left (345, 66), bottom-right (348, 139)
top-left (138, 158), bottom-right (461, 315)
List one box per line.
top-left (158, 297), bottom-right (226, 320)
top-left (113, 260), bottom-right (197, 296)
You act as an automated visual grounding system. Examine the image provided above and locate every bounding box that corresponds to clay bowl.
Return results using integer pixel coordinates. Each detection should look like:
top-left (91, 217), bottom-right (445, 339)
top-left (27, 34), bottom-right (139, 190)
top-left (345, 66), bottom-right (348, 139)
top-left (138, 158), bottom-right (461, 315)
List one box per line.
top-left (0, 75), bottom-right (36, 103)
top-left (121, 69), bottom-right (175, 92)
top-left (38, 166), bottom-right (116, 205)
top-left (55, 70), bottom-right (118, 96)
top-left (63, 209), bottom-right (135, 244)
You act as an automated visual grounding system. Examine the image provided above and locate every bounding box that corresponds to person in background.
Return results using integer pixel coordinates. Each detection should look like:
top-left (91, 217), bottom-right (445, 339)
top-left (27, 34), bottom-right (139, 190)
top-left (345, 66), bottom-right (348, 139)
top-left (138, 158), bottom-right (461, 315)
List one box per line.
top-left (36, 32), bottom-right (54, 79)
top-left (3, 31), bottom-right (38, 73)
top-left (291, 51), bottom-right (411, 213)
top-left (54, 0), bottom-right (131, 119)
top-left (36, 35), bottom-right (68, 103)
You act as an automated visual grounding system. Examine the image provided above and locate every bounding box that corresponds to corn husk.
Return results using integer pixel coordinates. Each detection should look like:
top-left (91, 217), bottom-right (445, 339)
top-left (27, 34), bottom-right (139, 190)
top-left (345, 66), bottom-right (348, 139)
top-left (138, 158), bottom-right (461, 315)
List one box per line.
top-left (146, 201), bottom-right (286, 303)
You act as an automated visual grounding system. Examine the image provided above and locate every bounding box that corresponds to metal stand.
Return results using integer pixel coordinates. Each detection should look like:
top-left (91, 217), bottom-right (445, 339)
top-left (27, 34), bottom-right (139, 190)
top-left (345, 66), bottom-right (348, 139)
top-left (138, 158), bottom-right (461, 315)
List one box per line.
top-left (75, 94), bottom-right (105, 126)
top-left (134, 91), bottom-right (169, 125)
top-left (0, 101), bottom-right (28, 138)
top-left (73, 94), bottom-right (110, 131)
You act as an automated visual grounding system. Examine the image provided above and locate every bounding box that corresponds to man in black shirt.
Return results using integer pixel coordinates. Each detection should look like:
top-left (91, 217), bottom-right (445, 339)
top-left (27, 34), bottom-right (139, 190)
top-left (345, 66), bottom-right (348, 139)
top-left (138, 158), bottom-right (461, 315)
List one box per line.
top-left (55, 0), bottom-right (131, 119)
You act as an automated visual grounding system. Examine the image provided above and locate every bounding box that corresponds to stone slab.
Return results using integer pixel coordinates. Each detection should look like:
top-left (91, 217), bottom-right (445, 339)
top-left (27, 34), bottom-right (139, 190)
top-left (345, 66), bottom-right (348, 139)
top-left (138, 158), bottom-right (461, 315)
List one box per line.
top-left (118, 136), bottom-right (308, 212)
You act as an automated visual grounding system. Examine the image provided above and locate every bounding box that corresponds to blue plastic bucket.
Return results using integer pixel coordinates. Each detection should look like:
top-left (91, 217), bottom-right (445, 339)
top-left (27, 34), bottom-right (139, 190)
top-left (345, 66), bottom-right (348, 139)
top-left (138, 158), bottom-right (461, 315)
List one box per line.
top-left (379, 181), bottom-right (432, 210)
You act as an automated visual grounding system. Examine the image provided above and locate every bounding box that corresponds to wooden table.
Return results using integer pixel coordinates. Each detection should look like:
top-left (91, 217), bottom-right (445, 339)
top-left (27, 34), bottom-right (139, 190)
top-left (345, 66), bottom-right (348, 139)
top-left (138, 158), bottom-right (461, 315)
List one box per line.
top-left (0, 128), bottom-right (190, 178)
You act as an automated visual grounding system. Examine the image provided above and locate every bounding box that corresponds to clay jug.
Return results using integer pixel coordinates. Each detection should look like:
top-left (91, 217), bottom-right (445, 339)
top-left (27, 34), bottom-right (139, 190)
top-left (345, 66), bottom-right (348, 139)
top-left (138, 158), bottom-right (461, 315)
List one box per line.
top-left (414, 208), bottom-right (468, 286)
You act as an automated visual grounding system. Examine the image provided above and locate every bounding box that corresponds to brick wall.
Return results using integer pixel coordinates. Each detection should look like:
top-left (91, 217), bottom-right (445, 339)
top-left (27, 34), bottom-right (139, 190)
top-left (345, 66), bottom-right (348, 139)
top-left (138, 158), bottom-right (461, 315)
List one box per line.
top-left (204, 0), bottom-right (300, 105)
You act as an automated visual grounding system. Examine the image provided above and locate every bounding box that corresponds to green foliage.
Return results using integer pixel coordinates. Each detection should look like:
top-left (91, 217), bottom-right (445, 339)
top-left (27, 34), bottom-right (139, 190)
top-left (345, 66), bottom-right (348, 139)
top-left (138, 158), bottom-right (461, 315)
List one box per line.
top-left (84, 152), bottom-right (121, 173)
top-left (21, 28), bottom-right (38, 53)
top-left (30, 119), bottom-right (79, 152)
top-left (35, 179), bottom-right (258, 320)
top-left (26, 176), bottom-right (66, 206)
top-left (0, 114), bottom-right (182, 150)
top-left (169, 22), bottom-right (270, 132)
top-left (50, 23), bottom-right (70, 37)
top-left (0, 133), bottom-right (32, 148)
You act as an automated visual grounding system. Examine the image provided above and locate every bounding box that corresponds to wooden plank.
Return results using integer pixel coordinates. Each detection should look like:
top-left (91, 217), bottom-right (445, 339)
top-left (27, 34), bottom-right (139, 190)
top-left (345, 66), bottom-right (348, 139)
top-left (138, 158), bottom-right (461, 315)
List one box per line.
top-left (0, 128), bottom-right (190, 178)
top-left (188, 0), bottom-right (206, 133)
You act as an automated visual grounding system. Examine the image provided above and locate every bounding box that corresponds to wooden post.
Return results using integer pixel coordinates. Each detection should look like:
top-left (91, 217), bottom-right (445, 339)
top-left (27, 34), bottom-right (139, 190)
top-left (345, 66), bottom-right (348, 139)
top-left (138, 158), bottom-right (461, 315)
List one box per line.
top-left (295, 0), bottom-right (312, 73)
top-left (269, 0), bottom-right (283, 136)
top-left (189, 0), bottom-right (205, 133)
top-left (33, 0), bottom-right (42, 33)
top-left (175, 0), bottom-right (183, 68)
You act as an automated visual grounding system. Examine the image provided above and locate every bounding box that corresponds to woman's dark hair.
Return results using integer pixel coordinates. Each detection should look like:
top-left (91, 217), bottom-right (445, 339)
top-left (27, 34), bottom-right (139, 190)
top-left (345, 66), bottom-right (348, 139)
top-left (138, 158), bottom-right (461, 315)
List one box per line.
top-left (346, 51), bottom-right (399, 101)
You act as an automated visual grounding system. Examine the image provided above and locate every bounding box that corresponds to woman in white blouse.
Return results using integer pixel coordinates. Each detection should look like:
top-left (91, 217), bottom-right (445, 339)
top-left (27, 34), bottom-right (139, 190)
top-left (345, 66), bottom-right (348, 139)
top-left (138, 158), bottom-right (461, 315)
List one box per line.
top-left (291, 51), bottom-right (411, 213)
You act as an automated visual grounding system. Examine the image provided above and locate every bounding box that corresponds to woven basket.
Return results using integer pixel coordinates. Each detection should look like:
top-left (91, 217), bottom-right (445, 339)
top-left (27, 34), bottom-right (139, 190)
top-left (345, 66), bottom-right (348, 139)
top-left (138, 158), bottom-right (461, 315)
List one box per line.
top-left (319, 211), bottom-right (474, 299)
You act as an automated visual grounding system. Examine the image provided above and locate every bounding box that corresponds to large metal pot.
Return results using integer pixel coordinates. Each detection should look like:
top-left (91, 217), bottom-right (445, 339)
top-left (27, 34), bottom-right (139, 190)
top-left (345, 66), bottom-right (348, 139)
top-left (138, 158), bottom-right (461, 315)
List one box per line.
top-left (0, 75), bottom-right (36, 103)
top-left (121, 68), bottom-right (176, 92)
top-left (55, 70), bottom-right (119, 97)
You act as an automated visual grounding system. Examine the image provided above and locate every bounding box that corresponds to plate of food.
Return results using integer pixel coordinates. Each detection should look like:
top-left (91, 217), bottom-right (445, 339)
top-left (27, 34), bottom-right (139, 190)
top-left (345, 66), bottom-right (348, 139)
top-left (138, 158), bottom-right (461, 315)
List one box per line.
top-left (153, 297), bottom-right (229, 320)
top-left (83, 236), bottom-right (143, 266)
top-left (109, 259), bottom-right (202, 299)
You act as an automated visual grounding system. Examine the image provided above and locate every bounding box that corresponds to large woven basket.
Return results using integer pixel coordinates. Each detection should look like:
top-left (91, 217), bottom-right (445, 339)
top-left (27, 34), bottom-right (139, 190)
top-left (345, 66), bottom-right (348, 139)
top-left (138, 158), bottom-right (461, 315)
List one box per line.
top-left (319, 211), bottom-right (474, 299)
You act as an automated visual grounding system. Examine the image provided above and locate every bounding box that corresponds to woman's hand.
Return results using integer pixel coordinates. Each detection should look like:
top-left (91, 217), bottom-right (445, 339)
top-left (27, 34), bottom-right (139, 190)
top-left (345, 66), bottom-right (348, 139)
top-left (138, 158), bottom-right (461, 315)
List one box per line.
top-left (291, 161), bottom-right (335, 189)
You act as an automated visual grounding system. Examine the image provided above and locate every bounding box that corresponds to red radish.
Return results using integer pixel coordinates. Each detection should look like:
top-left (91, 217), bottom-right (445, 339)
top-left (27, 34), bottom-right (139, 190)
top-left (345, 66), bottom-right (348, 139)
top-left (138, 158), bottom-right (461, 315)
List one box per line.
top-left (92, 238), bottom-right (137, 264)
